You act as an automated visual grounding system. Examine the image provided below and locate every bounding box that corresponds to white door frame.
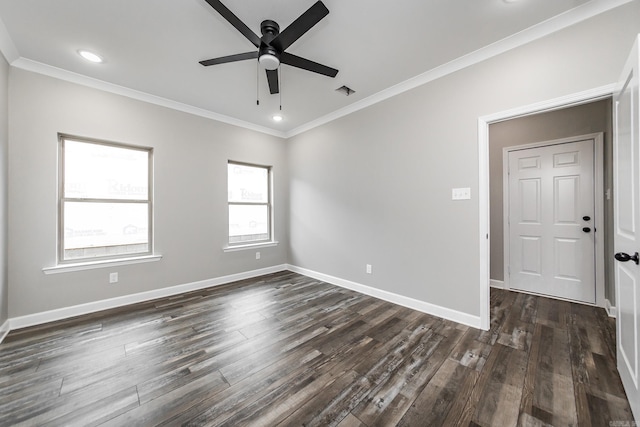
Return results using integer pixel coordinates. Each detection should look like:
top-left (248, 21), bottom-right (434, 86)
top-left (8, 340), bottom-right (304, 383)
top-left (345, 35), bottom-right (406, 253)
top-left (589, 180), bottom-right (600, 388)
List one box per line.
top-left (477, 84), bottom-right (615, 330)
top-left (502, 133), bottom-right (605, 306)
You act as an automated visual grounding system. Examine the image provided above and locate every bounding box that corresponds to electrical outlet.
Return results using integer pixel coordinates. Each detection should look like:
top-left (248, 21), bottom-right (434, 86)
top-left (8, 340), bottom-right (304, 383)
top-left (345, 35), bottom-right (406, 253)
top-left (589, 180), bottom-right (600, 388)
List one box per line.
top-left (256, 251), bottom-right (261, 260)
top-left (366, 264), bottom-right (372, 274)
top-left (109, 272), bottom-right (118, 283)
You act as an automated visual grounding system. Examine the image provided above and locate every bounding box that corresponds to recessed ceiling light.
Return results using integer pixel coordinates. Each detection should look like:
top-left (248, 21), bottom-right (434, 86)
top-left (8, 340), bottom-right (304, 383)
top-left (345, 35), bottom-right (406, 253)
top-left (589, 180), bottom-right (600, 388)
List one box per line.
top-left (272, 115), bottom-right (283, 122)
top-left (78, 50), bottom-right (103, 63)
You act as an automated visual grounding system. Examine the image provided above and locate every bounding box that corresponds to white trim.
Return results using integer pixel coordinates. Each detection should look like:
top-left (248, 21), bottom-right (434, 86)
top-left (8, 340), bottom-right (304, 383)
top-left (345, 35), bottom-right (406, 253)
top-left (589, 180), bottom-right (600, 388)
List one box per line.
top-left (501, 133), bottom-right (606, 307)
top-left (478, 84), bottom-right (616, 332)
top-left (287, 264), bottom-right (482, 329)
top-left (285, 0), bottom-right (631, 138)
top-left (605, 298), bottom-right (617, 318)
top-left (11, 264), bottom-right (287, 330)
top-left (0, 318), bottom-right (10, 344)
top-left (223, 241), bottom-right (279, 252)
top-left (490, 279), bottom-right (505, 289)
top-left (6, 264), bottom-right (483, 335)
top-left (479, 114), bottom-right (491, 331)
top-left (11, 58), bottom-right (286, 139)
top-left (42, 254), bottom-right (163, 275)
top-left (503, 146), bottom-right (510, 290)
top-left (0, 2), bottom-right (628, 139)
top-left (481, 85), bottom-right (616, 124)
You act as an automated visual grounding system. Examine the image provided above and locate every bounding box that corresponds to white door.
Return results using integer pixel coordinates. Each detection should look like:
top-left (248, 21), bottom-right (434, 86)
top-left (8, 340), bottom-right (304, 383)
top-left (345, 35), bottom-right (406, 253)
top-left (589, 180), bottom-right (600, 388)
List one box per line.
top-left (508, 139), bottom-right (596, 303)
top-left (613, 34), bottom-right (640, 421)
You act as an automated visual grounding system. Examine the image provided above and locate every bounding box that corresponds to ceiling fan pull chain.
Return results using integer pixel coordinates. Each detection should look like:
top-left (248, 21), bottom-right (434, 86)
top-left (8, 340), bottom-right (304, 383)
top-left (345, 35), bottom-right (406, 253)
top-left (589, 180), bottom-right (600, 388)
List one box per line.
top-left (279, 66), bottom-right (282, 111)
top-left (256, 60), bottom-right (260, 106)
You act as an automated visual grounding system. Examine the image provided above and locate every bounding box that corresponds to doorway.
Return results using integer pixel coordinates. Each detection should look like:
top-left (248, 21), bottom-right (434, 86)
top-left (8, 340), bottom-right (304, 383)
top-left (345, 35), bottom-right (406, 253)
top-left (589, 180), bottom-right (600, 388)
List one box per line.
top-left (489, 99), bottom-right (611, 306)
top-left (477, 87), bottom-right (616, 331)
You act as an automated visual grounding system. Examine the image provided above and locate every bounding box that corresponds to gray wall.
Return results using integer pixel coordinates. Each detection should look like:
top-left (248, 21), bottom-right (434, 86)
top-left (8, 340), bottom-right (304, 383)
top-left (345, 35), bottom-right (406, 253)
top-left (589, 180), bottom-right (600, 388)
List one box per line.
top-left (288, 3), bottom-right (640, 317)
top-left (6, 2), bottom-right (640, 321)
top-left (0, 53), bottom-right (7, 326)
top-left (489, 99), bottom-right (614, 303)
top-left (8, 69), bottom-right (289, 318)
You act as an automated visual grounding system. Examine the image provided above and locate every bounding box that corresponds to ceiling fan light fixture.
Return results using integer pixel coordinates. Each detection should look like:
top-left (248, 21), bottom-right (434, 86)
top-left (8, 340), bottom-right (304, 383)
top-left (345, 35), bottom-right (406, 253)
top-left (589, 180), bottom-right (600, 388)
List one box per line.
top-left (272, 114), bottom-right (283, 122)
top-left (259, 53), bottom-right (280, 70)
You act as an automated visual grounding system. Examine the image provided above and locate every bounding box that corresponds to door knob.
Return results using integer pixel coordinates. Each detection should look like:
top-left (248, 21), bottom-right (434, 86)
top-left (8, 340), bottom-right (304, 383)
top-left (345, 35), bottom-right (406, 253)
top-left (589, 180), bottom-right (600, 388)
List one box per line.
top-left (582, 227), bottom-right (591, 233)
top-left (583, 215), bottom-right (591, 221)
top-left (615, 252), bottom-right (640, 265)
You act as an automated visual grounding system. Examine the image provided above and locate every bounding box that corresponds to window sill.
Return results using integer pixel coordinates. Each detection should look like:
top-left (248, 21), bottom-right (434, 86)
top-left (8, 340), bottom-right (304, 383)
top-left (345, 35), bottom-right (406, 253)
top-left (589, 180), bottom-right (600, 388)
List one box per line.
top-left (42, 254), bottom-right (162, 275)
top-left (223, 241), bottom-right (279, 252)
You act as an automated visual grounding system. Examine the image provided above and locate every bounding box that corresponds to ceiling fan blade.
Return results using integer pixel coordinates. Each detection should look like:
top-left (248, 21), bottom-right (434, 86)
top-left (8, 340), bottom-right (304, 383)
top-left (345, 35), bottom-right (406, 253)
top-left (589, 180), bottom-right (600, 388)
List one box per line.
top-left (281, 52), bottom-right (338, 78)
top-left (266, 69), bottom-right (279, 94)
top-left (271, 1), bottom-right (329, 52)
top-left (199, 51), bottom-right (258, 66)
top-left (203, 0), bottom-right (261, 47)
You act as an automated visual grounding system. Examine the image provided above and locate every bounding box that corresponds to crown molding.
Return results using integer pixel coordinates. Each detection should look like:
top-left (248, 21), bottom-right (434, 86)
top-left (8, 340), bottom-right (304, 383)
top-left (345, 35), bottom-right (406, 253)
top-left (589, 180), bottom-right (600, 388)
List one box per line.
top-left (10, 57), bottom-right (287, 139)
top-left (284, 0), bottom-right (633, 138)
top-left (0, 0), bottom-right (632, 139)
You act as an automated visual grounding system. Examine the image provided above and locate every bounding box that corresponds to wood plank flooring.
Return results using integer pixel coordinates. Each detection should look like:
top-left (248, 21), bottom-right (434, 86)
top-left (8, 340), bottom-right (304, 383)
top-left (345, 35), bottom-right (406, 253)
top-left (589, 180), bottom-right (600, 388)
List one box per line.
top-left (0, 271), bottom-right (635, 426)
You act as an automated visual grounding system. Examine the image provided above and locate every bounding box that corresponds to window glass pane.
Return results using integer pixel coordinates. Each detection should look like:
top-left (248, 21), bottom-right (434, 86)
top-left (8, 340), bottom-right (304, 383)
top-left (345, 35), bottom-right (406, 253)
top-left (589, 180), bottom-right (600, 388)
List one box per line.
top-left (229, 204), bottom-right (269, 243)
top-left (63, 202), bottom-right (149, 260)
top-left (64, 139), bottom-right (149, 200)
top-left (228, 163), bottom-right (268, 203)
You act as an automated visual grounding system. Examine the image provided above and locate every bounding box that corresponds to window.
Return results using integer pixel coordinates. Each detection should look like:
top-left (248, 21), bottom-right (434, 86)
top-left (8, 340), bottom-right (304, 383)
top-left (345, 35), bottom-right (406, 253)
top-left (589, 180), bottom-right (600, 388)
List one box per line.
top-left (59, 135), bottom-right (152, 262)
top-left (227, 161), bottom-right (272, 245)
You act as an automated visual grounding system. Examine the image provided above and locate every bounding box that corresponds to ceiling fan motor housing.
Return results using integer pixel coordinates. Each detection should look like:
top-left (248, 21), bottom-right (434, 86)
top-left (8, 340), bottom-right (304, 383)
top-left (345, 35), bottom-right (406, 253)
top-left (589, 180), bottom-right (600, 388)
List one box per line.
top-left (259, 20), bottom-right (281, 69)
top-left (258, 19), bottom-right (280, 70)
top-left (260, 20), bottom-right (280, 39)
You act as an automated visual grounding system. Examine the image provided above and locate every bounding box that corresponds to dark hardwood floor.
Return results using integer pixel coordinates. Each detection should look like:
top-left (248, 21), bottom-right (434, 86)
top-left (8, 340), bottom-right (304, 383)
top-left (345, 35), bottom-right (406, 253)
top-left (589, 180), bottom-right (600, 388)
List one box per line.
top-left (0, 271), bottom-right (635, 426)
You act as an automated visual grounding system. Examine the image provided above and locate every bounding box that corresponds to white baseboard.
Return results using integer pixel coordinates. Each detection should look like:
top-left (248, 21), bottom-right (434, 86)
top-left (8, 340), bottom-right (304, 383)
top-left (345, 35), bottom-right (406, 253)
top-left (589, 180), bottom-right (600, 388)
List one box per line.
top-left (605, 298), bottom-right (617, 318)
top-left (0, 318), bottom-right (10, 344)
top-left (3, 263), bottom-right (482, 339)
top-left (8, 264), bottom-right (288, 331)
top-left (490, 279), bottom-right (505, 289)
top-left (286, 264), bottom-right (482, 329)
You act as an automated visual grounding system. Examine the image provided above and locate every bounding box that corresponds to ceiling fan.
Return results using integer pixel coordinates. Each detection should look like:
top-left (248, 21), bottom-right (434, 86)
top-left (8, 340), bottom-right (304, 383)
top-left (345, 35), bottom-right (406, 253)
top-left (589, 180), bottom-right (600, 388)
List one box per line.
top-left (199, 0), bottom-right (339, 95)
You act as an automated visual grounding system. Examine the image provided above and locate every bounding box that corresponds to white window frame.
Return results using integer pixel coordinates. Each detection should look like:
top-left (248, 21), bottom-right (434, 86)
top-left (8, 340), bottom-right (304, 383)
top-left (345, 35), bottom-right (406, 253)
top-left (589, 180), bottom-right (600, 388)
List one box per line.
top-left (57, 134), bottom-right (154, 264)
top-left (227, 160), bottom-right (274, 248)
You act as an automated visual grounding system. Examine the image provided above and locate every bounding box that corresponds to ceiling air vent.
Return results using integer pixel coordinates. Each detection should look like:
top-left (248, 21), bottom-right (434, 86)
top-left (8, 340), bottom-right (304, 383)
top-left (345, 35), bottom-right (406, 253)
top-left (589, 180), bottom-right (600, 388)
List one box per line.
top-left (335, 85), bottom-right (355, 96)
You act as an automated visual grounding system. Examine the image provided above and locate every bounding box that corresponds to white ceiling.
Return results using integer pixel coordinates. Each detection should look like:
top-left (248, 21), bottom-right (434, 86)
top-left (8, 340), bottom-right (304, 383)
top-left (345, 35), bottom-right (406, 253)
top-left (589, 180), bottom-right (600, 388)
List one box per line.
top-left (0, 0), bottom-right (626, 136)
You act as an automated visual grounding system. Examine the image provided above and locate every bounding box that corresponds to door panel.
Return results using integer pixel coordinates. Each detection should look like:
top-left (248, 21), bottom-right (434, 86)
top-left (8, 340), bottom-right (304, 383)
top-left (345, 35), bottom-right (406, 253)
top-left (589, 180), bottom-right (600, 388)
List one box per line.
top-left (553, 150), bottom-right (580, 167)
top-left (518, 156), bottom-right (541, 170)
top-left (618, 267), bottom-right (637, 382)
top-left (554, 175), bottom-right (579, 223)
top-left (508, 139), bottom-right (596, 303)
top-left (520, 236), bottom-right (541, 274)
top-left (555, 238), bottom-right (580, 280)
top-left (613, 34), bottom-right (640, 421)
top-left (519, 179), bottom-right (541, 222)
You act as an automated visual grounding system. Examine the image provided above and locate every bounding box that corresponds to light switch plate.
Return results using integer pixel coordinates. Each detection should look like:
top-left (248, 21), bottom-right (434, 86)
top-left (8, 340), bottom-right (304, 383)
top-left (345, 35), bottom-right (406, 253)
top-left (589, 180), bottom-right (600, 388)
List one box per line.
top-left (452, 187), bottom-right (471, 200)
